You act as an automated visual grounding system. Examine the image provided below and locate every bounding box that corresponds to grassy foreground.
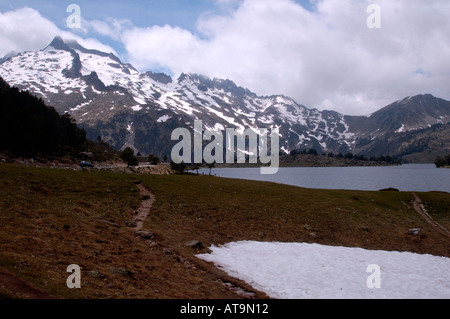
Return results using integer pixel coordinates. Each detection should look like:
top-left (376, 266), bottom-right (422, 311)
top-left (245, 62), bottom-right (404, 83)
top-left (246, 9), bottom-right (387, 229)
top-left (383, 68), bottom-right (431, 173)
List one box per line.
top-left (0, 163), bottom-right (449, 299)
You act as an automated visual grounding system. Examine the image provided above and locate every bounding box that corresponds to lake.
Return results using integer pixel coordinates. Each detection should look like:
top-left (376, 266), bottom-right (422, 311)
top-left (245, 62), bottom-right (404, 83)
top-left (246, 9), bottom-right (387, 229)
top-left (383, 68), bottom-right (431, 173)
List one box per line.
top-left (200, 164), bottom-right (450, 192)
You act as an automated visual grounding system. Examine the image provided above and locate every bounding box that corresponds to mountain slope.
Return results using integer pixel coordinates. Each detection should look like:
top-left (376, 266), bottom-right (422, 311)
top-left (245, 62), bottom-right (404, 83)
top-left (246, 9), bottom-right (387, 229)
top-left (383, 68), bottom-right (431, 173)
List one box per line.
top-left (1, 36), bottom-right (449, 161)
top-left (346, 95), bottom-right (450, 137)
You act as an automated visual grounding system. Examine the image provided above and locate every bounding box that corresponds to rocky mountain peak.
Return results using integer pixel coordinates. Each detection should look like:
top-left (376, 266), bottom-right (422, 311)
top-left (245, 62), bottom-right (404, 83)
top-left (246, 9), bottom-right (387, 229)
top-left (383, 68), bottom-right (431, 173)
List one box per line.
top-left (47, 36), bottom-right (72, 52)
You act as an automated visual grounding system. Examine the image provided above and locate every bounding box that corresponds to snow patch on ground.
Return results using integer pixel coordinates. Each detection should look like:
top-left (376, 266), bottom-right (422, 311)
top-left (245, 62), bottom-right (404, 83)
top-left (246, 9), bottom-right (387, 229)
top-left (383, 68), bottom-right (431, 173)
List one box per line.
top-left (197, 241), bottom-right (450, 299)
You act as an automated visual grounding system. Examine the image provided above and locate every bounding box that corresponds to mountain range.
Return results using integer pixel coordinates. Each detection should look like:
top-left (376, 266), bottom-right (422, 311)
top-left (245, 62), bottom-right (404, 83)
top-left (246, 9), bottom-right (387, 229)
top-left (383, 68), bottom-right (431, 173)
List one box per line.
top-left (1, 36), bottom-right (449, 161)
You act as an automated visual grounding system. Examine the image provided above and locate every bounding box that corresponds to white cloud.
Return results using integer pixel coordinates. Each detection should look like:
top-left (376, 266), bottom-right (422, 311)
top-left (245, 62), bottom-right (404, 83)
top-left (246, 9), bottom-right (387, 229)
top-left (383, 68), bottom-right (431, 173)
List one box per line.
top-left (2, 2), bottom-right (449, 115)
top-left (0, 7), bottom-right (117, 57)
top-left (120, 0), bottom-right (450, 115)
top-left (87, 18), bottom-right (133, 42)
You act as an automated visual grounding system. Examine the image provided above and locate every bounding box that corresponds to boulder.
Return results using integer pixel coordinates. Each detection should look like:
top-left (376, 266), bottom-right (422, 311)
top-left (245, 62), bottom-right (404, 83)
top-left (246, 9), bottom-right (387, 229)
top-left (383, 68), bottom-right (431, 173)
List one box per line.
top-left (408, 228), bottom-right (423, 236)
top-left (87, 270), bottom-right (106, 279)
top-left (110, 267), bottom-right (133, 277)
top-left (136, 231), bottom-right (154, 240)
top-left (125, 220), bottom-right (137, 228)
top-left (184, 240), bottom-right (204, 249)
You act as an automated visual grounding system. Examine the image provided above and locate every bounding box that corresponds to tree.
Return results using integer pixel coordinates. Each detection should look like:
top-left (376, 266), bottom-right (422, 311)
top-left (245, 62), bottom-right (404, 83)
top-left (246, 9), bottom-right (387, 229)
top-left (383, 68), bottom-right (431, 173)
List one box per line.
top-left (435, 155), bottom-right (450, 168)
top-left (191, 164), bottom-right (201, 175)
top-left (170, 161), bottom-right (186, 173)
top-left (147, 154), bottom-right (160, 165)
top-left (0, 76), bottom-right (87, 158)
top-left (208, 163), bottom-right (215, 175)
top-left (120, 147), bottom-right (138, 167)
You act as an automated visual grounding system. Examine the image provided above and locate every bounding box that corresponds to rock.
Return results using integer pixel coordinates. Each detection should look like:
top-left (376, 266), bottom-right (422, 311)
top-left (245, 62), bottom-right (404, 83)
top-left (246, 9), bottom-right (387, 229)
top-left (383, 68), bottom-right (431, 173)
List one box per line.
top-left (80, 152), bottom-right (94, 159)
top-left (309, 232), bottom-right (321, 238)
top-left (408, 228), bottom-right (423, 236)
top-left (110, 267), bottom-right (133, 277)
top-left (87, 270), bottom-right (106, 279)
top-left (125, 221), bottom-right (137, 228)
top-left (136, 231), bottom-right (154, 239)
top-left (184, 240), bottom-right (204, 249)
top-left (99, 219), bottom-right (120, 228)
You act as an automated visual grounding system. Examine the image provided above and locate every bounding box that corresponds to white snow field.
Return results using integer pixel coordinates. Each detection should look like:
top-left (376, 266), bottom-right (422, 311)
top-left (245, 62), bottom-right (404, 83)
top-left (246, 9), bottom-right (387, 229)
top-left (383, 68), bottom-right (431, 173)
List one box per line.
top-left (197, 241), bottom-right (450, 299)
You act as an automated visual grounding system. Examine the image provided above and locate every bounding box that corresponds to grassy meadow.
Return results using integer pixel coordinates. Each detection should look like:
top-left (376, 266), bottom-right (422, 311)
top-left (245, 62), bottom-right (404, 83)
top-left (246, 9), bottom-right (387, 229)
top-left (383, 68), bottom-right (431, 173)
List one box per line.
top-left (0, 163), bottom-right (448, 299)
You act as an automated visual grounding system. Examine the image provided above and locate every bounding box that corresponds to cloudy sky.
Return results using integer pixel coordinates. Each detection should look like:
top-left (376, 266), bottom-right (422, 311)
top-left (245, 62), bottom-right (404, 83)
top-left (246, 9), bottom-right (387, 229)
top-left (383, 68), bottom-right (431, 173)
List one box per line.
top-left (0, 0), bottom-right (449, 115)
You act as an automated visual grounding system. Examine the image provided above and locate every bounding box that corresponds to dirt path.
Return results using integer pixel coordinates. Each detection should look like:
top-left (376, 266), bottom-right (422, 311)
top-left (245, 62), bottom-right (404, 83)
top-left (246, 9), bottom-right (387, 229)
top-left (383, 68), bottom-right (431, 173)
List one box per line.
top-left (131, 182), bottom-right (260, 298)
top-left (132, 183), bottom-right (155, 231)
top-left (412, 193), bottom-right (450, 238)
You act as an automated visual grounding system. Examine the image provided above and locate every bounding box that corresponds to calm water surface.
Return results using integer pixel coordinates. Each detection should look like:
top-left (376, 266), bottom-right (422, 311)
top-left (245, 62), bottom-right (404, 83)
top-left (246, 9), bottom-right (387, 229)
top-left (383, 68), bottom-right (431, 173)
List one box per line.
top-left (200, 164), bottom-right (450, 192)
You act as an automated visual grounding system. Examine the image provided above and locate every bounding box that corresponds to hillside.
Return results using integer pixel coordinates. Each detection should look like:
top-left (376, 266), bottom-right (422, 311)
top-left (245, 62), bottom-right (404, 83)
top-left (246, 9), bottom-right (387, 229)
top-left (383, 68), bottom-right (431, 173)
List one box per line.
top-left (0, 76), bottom-right (121, 163)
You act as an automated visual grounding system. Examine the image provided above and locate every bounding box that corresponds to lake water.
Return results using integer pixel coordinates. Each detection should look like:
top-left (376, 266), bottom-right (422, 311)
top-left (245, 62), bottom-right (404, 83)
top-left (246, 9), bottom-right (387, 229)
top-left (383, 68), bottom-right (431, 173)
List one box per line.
top-left (200, 164), bottom-right (450, 192)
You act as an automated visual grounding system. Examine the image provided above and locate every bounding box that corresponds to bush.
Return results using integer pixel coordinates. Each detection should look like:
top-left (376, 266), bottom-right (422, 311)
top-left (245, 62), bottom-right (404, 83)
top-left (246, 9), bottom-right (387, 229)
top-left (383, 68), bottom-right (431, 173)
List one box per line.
top-left (435, 155), bottom-right (450, 168)
top-left (120, 147), bottom-right (138, 167)
top-left (170, 161), bottom-right (186, 173)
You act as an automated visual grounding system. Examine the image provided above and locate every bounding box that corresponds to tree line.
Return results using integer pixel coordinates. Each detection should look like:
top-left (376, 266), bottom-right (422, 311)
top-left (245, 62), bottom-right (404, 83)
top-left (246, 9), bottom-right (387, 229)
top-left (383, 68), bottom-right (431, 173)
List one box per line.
top-left (289, 148), bottom-right (401, 164)
top-left (434, 155), bottom-right (450, 168)
top-left (0, 77), bottom-right (87, 158)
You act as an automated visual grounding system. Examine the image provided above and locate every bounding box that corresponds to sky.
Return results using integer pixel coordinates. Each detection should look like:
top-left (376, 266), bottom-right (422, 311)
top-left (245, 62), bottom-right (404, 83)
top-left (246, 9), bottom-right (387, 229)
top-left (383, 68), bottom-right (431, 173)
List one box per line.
top-left (0, 0), bottom-right (449, 115)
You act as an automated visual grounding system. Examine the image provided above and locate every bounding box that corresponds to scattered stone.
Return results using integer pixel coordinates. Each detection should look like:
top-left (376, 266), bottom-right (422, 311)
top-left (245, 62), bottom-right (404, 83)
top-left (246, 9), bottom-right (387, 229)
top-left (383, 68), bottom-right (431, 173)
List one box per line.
top-left (408, 228), bottom-right (423, 236)
top-left (136, 231), bottom-right (154, 240)
top-left (87, 270), bottom-right (106, 279)
top-left (80, 152), bottom-right (94, 159)
top-left (99, 219), bottom-right (120, 228)
top-left (184, 240), bottom-right (203, 249)
top-left (125, 221), bottom-right (137, 228)
top-left (110, 267), bottom-right (133, 277)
